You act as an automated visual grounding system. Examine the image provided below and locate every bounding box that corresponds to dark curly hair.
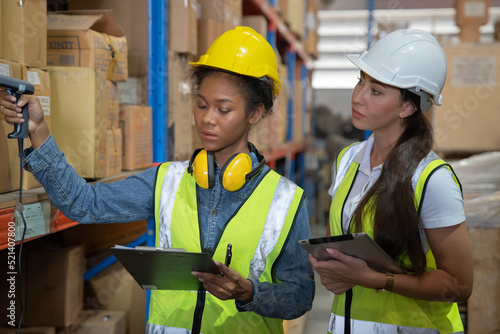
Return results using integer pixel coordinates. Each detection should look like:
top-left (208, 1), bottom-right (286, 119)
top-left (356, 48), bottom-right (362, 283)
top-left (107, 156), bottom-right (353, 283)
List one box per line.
top-left (189, 66), bottom-right (276, 118)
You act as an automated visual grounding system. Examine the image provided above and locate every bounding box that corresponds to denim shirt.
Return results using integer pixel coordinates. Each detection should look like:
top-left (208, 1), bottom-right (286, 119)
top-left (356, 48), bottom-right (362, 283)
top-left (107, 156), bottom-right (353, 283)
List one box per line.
top-left (22, 135), bottom-right (315, 320)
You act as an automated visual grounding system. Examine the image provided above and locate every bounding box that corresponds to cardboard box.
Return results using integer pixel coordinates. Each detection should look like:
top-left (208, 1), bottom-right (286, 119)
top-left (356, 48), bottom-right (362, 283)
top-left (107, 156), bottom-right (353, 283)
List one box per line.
top-left (79, 310), bottom-right (126, 334)
top-left (197, 0), bottom-right (224, 58)
top-left (20, 65), bottom-right (51, 190)
top-left (118, 77), bottom-right (148, 105)
top-left (119, 105), bottom-right (152, 170)
top-left (285, 0), bottom-right (305, 39)
top-left (87, 262), bottom-right (146, 334)
top-left (170, 0), bottom-right (198, 56)
top-left (429, 43), bottom-right (500, 154)
top-left (0, 3), bottom-right (2, 57)
top-left (47, 10), bottom-right (128, 82)
top-left (106, 128), bottom-right (122, 176)
top-left (49, 66), bottom-right (109, 179)
top-left (456, 0), bottom-right (489, 42)
top-left (223, 0), bottom-right (242, 32)
top-left (68, 0), bottom-right (149, 77)
top-left (24, 244), bottom-right (85, 327)
top-left (268, 62), bottom-right (288, 149)
top-left (168, 52), bottom-right (195, 161)
top-left (242, 15), bottom-right (268, 37)
top-left (1, 0), bottom-right (47, 68)
top-left (59, 220), bottom-right (148, 256)
top-left (0, 58), bottom-right (23, 194)
top-left (106, 80), bottom-right (120, 129)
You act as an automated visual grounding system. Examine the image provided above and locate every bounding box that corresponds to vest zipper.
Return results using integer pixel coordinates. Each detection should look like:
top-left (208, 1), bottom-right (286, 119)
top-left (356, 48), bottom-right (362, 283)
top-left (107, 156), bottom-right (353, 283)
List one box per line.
top-left (344, 288), bottom-right (353, 334)
top-left (191, 289), bottom-right (206, 334)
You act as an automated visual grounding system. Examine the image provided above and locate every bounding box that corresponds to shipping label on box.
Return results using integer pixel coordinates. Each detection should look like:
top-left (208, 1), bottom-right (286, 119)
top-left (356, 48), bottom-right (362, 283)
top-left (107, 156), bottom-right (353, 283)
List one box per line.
top-left (1, 0), bottom-right (47, 68)
top-left (47, 10), bottom-right (128, 82)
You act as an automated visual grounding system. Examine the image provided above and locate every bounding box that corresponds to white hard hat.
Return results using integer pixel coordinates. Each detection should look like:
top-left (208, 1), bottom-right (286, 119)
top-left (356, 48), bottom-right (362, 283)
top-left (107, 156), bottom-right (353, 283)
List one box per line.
top-left (347, 29), bottom-right (447, 111)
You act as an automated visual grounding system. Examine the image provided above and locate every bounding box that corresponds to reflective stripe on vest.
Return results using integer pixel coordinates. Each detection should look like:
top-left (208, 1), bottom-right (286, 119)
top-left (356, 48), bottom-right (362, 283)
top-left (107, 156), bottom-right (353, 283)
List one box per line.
top-left (149, 162), bottom-right (304, 333)
top-left (328, 142), bottom-right (464, 333)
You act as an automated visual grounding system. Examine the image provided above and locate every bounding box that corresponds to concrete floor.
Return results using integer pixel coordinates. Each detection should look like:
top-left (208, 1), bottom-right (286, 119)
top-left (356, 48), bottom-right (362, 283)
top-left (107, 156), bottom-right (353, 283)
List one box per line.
top-left (302, 273), bottom-right (333, 333)
top-left (302, 223), bottom-right (333, 334)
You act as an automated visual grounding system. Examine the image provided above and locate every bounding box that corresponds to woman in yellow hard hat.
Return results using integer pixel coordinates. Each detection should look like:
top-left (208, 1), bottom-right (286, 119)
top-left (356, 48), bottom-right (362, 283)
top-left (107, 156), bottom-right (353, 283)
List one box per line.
top-left (310, 29), bottom-right (473, 333)
top-left (0, 26), bottom-right (315, 333)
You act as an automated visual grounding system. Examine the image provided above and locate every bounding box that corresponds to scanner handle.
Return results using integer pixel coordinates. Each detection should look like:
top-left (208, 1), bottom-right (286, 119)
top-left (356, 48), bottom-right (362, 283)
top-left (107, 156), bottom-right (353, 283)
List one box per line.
top-left (7, 91), bottom-right (29, 139)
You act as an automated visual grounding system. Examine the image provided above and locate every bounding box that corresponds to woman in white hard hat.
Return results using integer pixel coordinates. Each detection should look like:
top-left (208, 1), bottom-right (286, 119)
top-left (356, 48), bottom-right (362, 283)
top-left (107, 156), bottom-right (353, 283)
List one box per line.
top-left (0, 27), bottom-right (315, 333)
top-left (310, 29), bottom-right (473, 333)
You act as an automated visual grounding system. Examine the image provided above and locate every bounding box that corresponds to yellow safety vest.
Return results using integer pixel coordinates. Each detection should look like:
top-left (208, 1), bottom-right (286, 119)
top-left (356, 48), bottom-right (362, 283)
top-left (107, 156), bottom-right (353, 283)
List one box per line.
top-left (148, 161), bottom-right (304, 333)
top-left (328, 143), bottom-right (464, 334)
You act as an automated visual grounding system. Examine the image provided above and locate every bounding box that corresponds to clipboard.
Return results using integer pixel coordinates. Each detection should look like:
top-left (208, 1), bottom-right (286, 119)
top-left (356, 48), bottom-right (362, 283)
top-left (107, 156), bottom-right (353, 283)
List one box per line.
top-left (110, 245), bottom-right (221, 290)
top-left (298, 232), bottom-right (405, 274)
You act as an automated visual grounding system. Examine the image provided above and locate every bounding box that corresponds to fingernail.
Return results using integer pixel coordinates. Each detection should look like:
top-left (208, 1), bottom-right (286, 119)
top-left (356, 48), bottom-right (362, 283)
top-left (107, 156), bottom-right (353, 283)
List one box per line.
top-left (16, 107), bottom-right (22, 112)
top-left (17, 113), bottom-right (23, 118)
top-left (10, 97), bottom-right (16, 102)
top-left (327, 248), bottom-right (335, 255)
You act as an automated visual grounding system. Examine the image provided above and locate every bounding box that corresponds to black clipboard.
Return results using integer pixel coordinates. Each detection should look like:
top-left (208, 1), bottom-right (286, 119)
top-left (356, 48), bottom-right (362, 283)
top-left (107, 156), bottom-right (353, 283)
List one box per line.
top-left (299, 232), bottom-right (405, 274)
top-left (110, 246), bottom-right (221, 290)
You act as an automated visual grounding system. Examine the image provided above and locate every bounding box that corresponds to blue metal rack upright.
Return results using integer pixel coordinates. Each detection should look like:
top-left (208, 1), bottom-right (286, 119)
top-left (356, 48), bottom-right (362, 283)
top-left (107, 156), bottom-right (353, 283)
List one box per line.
top-left (146, 0), bottom-right (169, 320)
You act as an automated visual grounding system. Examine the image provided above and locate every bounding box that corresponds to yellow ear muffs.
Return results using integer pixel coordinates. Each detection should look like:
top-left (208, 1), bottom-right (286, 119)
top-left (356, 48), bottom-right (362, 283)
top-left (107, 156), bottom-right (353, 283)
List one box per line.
top-left (220, 153), bottom-right (253, 192)
top-left (187, 143), bottom-right (266, 191)
top-left (191, 149), bottom-right (215, 189)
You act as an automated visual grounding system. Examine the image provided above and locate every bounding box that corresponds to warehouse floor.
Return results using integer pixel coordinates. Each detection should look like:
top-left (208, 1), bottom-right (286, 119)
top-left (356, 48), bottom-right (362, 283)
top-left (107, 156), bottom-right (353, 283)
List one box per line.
top-left (302, 223), bottom-right (332, 333)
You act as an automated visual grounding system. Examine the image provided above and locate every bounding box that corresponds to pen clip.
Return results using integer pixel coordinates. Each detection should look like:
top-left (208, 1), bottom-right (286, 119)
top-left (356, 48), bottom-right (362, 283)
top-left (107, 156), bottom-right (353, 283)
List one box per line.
top-left (225, 243), bottom-right (232, 267)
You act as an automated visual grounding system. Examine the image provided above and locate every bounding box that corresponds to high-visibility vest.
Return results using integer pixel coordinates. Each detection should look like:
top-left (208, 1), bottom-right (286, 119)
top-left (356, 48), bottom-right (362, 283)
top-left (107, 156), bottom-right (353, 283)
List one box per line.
top-left (148, 161), bottom-right (304, 333)
top-left (328, 143), bottom-right (464, 334)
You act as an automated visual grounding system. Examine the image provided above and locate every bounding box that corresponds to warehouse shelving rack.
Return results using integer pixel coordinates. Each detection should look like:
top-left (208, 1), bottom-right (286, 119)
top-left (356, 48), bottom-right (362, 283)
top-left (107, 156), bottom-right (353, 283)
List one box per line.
top-left (0, 0), bottom-right (314, 326)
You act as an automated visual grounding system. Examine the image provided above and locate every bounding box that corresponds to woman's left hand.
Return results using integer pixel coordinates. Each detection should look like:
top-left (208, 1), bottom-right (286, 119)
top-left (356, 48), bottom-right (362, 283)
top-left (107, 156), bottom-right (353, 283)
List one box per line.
top-left (192, 262), bottom-right (253, 302)
top-left (309, 248), bottom-right (373, 294)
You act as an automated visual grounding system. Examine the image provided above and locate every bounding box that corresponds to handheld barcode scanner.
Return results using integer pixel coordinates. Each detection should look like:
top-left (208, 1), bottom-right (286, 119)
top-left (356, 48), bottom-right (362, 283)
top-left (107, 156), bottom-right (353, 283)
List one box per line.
top-left (0, 75), bottom-right (35, 139)
top-left (0, 74), bottom-right (34, 332)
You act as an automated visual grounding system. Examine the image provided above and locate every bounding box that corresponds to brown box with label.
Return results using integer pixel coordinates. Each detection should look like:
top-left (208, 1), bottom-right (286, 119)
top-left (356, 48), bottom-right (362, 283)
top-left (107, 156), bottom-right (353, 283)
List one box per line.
top-left (119, 104), bottom-right (152, 170)
top-left (428, 43), bottom-right (500, 154)
top-left (1, 0), bottom-right (47, 68)
top-left (68, 0), bottom-right (149, 77)
top-left (47, 10), bottom-right (128, 82)
top-left (24, 244), bottom-right (85, 327)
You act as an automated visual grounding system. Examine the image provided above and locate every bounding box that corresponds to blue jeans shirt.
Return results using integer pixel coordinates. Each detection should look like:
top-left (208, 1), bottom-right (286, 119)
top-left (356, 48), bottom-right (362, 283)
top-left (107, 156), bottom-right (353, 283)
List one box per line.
top-left (22, 135), bottom-right (315, 320)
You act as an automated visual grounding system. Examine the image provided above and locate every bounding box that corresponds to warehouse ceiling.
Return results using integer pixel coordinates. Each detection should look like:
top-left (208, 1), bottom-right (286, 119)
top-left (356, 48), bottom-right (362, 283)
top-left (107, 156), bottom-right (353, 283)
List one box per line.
top-left (313, 0), bottom-right (500, 89)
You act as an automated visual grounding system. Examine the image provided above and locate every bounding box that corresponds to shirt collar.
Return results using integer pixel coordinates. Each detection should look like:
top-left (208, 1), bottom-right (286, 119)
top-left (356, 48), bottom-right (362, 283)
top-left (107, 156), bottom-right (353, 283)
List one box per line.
top-left (353, 136), bottom-right (382, 176)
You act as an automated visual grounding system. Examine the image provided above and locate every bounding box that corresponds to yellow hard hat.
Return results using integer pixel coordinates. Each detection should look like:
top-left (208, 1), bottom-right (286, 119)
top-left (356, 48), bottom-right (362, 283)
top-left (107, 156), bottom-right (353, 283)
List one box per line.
top-left (190, 26), bottom-right (281, 96)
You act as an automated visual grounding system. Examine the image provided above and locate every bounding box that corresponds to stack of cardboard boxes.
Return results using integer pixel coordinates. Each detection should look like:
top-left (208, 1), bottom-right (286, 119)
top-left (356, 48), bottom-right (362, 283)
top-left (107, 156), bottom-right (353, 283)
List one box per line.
top-left (0, 0), bottom-right (50, 193)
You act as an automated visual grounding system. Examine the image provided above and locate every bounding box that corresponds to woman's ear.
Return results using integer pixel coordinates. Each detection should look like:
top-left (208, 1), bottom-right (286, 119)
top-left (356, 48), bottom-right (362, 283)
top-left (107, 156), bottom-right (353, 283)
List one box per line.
top-left (249, 103), bottom-right (265, 125)
top-left (399, 101), bottom-right (418, 119)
